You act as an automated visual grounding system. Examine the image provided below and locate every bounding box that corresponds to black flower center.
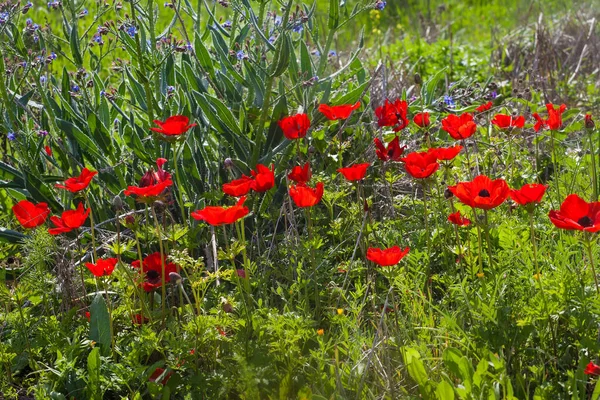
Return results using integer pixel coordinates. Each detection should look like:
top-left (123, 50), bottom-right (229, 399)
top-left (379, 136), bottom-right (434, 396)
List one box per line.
top-left (146, 270), bottom-right (160, 281)
top-left (578, 216), bottom-right (594, 228)
top-left (478, 189), bottom-right (491, 197)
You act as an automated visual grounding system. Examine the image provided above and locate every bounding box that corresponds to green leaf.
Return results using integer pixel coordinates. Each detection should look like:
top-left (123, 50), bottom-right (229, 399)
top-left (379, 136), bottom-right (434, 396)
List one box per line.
top-left (270, 33), bottom-right (291, 78)
top-left (86, 348), bottom-right (102, 400)
top-left (332, 80), bottom-right (370, 105)
top-left (0, 227), bottom-right (26, 244)
top-left (56, 119), bottom-right (104, 164)
top-left (436, 380), bottom-right (455, 400)
top-left (70, 25), bottom-right (83, 66)
top-left (328, 0), bottom-right (340, 30)
top-left (194, 32), bottom-right (216, 80)
top-left (89, 294), bottom-right (111, 356)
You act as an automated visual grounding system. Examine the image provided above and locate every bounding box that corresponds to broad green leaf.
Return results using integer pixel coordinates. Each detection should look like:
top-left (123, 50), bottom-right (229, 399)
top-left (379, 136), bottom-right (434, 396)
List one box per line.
top-left (90, 293), bottom-right (111, 356)
top-left (86, 347), bottom-right (102, 400)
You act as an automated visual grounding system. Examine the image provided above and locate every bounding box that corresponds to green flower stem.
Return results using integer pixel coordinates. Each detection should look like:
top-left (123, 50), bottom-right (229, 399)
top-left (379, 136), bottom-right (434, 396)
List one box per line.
top-left (474, 209), bottom-right (484, 276)
top-left (584, 235), bottom-right (600, 295)
top-left (134, 220), bottom-right (149, 325)
top-left (305, 207), bottom-right (320, 319)
top-left (84, 192), bottom-right (98, 264)
top-left (102, 278), bottom-right (115, 356)
top-left (129, 0), bottom-right (154, 125)
top-left (483, 210), bottom-right (494, 271)
top-left (550, 129), bottom-right (561, 203)
top-left (150, 206), bottom-right (168, 324)
top-left (588, 129), bottom-right (598, 201)
top-left (173, 142), bottom-right (187, 225)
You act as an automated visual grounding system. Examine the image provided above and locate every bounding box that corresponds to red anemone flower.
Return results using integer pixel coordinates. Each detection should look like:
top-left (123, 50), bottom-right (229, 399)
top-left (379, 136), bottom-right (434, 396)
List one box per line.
top-left (585, 114), bottom-right (595, 129)
top-left (132, 252), bottom-right (178, 292)
top-left (288, 163), bottom-right (312, 184)
top-left (375, 99), bottom-right (409, 132)
top-left (150, 115), bottom-right (196, 136)
top-left (509, 183), bottom-right (547, 206)
top-left (441, 113), bottom-right (477, 140)
top-left (400, 150), bottom-right (439, 179)
top-left (278, 113), bottom-right (310, 140)
top-left (318, 102), bottom-right (360, 120)
top-left (448, 211), bottom-right (471, 227)
top-left (85, 258), bottom-right (118, 277)
top-left (124, 179), bottom-right (173, 202)
top-left (533, 103), bottom-right (567, 132)
top-left (548, 194), bottom-right (600, 232)
top-left (448, 175), bottom-right (510, 210)
top-left (191, 196), bottom-right (250, 226)
top-left (433, 145), bottom-right (463, 161)
top-left (12, 200), bottom-right (50, 229)
top-left (250, 164), bottom-right (275, 192)
top-left (337, 163), bottom-right (370, 181)
top-left (223, 175), bottom-right (254, 197)
top-left (475, 102), bottom-right (492, 113)
top-left (48, 203), bottom-right (90, 235)
top-left (374, 136), bottom-right (405, 162)
top-left (413, 112), bottom-right (430, 128)
top-left (140, 158), bottom-right (171, 187)
top-left (585, 362), bottom-right (600, 376)
top-left (55, 168), bottom-right (97, 192)
top-left (44, 146), bottom-right (53, 157)
top-left (289, 182), bottom-right (324, 208)
top-left (491, 114), bottom-right (525, 130)
top-left (366, 246), bottom-right (410, 267)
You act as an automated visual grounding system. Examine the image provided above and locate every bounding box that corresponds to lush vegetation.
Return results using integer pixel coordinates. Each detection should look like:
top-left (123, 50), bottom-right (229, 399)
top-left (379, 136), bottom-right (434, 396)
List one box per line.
top-left (1, 0), bottom-right (600, 399)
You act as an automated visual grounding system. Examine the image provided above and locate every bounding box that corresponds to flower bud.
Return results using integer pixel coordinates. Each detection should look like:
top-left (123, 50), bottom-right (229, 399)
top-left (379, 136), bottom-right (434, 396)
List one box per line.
top-left (169, 272), bottom-right (182, 284)
top-left (112, 195), bottom-right (123, 211)
top-left (224, 158), bottom-right (234, 169)
top-left (585, 114), bottom-right (595, 130)
top-left (444, 188), bottom-right (453, 199)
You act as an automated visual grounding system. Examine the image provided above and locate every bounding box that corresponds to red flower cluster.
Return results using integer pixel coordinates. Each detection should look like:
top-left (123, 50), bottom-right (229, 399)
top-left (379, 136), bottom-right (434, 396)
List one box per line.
top-left (191, 197), bottom-right (250, 226)
top-left (441, 113), bottom-right (477, 140)
top-left (449, 175), bottom-right (509, 210)
top-left (278, 113), bottom-right (310, 140)
top-left (413, 112), bottom-right (430, 128)
top-left (400, 150), bottom-right (439, 179)
top-left (375, 99), bottom-right (408, 132)
top-left (318, 102), bottom-right (360, 120)
top-left (374, 136), bottom-right (405, 162)
top-left (151, 116), bottom-right (196, 136)
top-left (533, 103), bottom-right (566, 132)
top-left (432, 145), bottom-right (463, 162)
top-left (338, 163), bottom-right (370, 181)
top-left (289, 182), bottom-right (324, 208)
top-left (48, 203), bottom-right (91, 235)
top-left (55, 168), bottom-right (97, 192)
top-left (132, 252), bottom-right (178, 292)
top-left (448, 211), bottom-right (471, 226)
top-left (475, 102), bottom-right (492, 113)
top-left (509, 183), bottom-right (547, 206)
top-left (491, 114), bottom-right (525, 130)
top-left (12, 200), bottom-right (50, 229)
top-left (223, 164), bottom-right (275, 197)
top-left (549, 194), bottom-right (600, 232)
top-left (585, 362), bottom-right (600, 376)
top-left (140, 158), bottom-right (171, 187)
top-left (85, 258), bottom-right (118, 277)
top-left (366, 246), bottom-right (410, 267)
top-left (288, 163), bottom-right (312, 184)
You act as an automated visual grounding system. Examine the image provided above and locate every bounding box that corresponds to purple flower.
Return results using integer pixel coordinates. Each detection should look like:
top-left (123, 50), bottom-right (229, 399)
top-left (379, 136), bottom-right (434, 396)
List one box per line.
top-left (374, 0), bottom-right (386, 10)
top-left (7, 132), bottom-right (16, 141)
top-left (38, 130), bottom-right (49, 137)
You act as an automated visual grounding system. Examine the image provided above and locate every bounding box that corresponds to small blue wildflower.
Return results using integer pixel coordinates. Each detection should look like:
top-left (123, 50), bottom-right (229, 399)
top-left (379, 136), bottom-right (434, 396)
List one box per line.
top-left (40, 76), bottom-right (47, 84)
top-left (38, 130), bottom-right (49, 137)
top-left (374, 0), bottom-right (386, 10)
top-left (222, 20), bottom-right (232, 29)
top-left (7, 132), bottom-right (16, 141)
top-left (236, 50), bottom-right (245, 60)
top-left (93, 33), bottom-right (104, 45)
top-left (0, 12), bottom-right (9, 24)
top-left (274, 16), bottom-right (282, 26)
top-left (78, 8), bottom-right (88, 18)
top-left (23, 2), bottom-right (33, 14)
top-left (126, 26), bottom-right (137, 37)
top-left (167, 86), bottom-right (175, 94)
top-left (100, 90), bottom-right (106, 97)
top-left (490, 91), bottom-right (497, 99)
top-left (26, 18), bottom-right (33, 25)
top-left (268, 36), bottom-right (276, 44)
top-left (49, 52), bottom-right (57, 60)
top-left (33, 35), bottom-right (39, 43)
top-left (164, 2), bottom-right (174, 8)
top-left (311, 49), bottom-right (320, 56)
top-left (71, 85), bottom-right (80, 93)
top-left (292, 24), bottom-right (303, 33)
top-left (443, 95), bottom-right (455, 108)
top-left (328, 50), bottom-right (337, 57)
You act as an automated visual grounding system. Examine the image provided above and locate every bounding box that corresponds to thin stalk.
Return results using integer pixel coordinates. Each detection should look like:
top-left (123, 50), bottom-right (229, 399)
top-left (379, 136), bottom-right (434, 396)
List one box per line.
top-left (129, 0), bottom-right (154, 125)
top-left (585, 235), bottom-right (600, 294)
top-left (483, 210), bottom-right (494, 271)
top-left (84, 193), bottom-right (98, 263)
top-left (102, 278), bottom-right (115, 355)
top-left (173, 142), bottom-right (187, 225)
top-left (550, 130), bottom-right (561, 203)
top-left (305, 207), bottom-right (320, 318)
top-left (475, 210), bottom-right (484, 277)
top-left (150, 206), bottom-right (167, 324)
top-left (588, 129), bottom-right (598, 201)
